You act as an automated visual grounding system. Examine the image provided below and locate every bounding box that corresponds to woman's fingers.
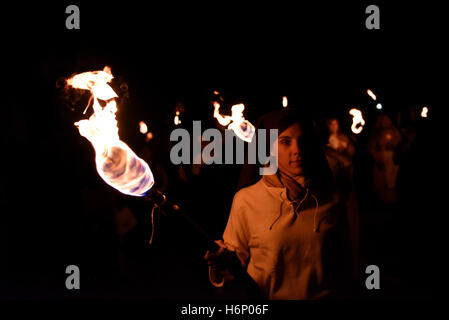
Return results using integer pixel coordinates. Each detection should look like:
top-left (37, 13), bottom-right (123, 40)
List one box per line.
top-left (215, 239), bottom-right (225, 248)
top-left (204, 240), bottom-right (226, 263)
top-left (215, 240), bottom-right (226, 253)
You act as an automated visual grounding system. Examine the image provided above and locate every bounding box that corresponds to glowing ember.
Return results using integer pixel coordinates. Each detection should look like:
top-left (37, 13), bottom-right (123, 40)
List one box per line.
top-left (421, 106), bottom-right (428, 118)
top-left (349, 108), bottom-right (365, 134)
top-left (213, 102), bottom-right (255, 142)
top-left (282, 96), bottom-right (288, 108)
top-left (139, 121), bottom-right (148, 134)
top-left (367, 89), bottom-right (377, 101)
top-left (67, 66), bottom-right (154, 197)
top-left (146, 132), bottom-right (153, 141)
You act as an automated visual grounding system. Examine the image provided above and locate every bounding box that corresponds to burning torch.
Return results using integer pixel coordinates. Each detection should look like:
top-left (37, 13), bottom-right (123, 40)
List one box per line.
top-left (66, 67), bottom-right (261, 296)
top-left (349, 108), bottom-right (365, 134)
top-left (212, 101), bottom-right (255, 143)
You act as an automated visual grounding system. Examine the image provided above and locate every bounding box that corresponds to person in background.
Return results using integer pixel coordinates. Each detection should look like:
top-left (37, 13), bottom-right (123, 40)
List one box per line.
top-left (323, 117), bottom-right (359, 280)
top-left (367, 113), bottom-right (402, 205)
top-left (324, 117), bottom-right (356, 176)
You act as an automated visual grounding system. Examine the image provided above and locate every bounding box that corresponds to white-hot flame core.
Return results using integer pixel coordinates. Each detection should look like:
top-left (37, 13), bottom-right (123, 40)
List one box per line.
top-left (282, 96), bottom-right (288, 108)
top-left (139, 121), bottom-right (148, 134)
top-left (367, 89), bottom-right (377, 101)
top-left (421, 106), bottom-right (428, 118)
top-left (213, 102), bottom-right (255, 142)
top-left (349, 108), bottom-right (365, 134)
top-left (68, 67), bottom-right (154, 197)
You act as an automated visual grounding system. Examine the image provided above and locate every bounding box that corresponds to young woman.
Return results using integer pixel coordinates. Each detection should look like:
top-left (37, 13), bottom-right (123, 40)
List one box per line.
top-left (205, 109), bottom-right (353, 299)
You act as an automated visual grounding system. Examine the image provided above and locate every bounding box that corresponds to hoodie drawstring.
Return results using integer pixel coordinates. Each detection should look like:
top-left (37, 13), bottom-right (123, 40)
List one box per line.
top-left (311, 193), bottom-right (319, 233)
top-left (269, 203), bottom-right (283, 230)
top-left (269, 188), bottom-right (319, 232)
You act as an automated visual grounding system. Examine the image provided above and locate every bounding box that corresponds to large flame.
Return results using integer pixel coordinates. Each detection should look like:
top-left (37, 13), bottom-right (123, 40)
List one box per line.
top-left (213, 102), bottom-right (255, 142)
top-left (349, 108), bottom-right (365, 134)
top-left (67, 67), bottom-right (154, 196)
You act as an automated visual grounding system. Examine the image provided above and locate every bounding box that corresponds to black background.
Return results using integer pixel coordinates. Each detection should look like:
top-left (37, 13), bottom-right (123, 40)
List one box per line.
top-left (1, 0), bottom-right (440, 306)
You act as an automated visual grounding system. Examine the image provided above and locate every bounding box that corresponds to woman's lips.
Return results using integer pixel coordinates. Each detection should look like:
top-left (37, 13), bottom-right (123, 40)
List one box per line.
top-left (290, 160), bottom-right (302, 166)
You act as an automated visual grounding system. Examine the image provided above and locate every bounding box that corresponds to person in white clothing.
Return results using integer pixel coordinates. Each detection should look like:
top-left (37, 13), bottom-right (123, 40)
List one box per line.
top-left (205, 109), bottom-right (353, 299)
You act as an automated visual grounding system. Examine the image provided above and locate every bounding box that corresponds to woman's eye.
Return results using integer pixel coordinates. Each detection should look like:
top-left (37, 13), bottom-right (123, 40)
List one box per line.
top-left (280, 139), bottom-right (290, 145)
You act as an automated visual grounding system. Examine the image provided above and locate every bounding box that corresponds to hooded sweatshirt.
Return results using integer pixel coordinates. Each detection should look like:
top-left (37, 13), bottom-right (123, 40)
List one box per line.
top-left (214, 173), bottom-right (351, 299)
top-left (210, 108), bottom-right (352, 299)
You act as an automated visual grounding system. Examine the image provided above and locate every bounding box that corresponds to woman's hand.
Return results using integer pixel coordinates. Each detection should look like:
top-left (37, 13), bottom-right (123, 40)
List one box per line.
top-left (204, 240), bottom-right (227, 268)
top-left (204, 240), bottom-right (230, 286)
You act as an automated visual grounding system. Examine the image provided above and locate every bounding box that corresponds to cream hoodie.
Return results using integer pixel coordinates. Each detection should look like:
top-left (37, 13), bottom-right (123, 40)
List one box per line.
top-left (212, 178), bottom-right (350, 299)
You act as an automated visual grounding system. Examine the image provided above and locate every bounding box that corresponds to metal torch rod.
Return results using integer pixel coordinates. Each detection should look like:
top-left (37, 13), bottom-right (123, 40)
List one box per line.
top-left (142, 188), bottom-right (263, 298)
top-left (142, 188), bottom-right (220, 252)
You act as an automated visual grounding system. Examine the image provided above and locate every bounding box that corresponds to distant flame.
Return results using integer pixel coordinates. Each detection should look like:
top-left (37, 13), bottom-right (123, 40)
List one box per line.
top-left (367, 89), bottom-right (377, 101)
top-left (421, 106), bottom-right (428, 118)
top-left (213, 102), bottom-right (255, 142)
top-left (213, 102), bottom-right (232, 126)
top-left (67, 66), bottom-right (154, 197)
top-left (282, 96), bottom-right (288, 108)
top-left (174, 111), bottom-right (181, 125)
top-left (139, 121), bottom-right (148, 134)
top-left (349, 108), bottom-right (365, 134)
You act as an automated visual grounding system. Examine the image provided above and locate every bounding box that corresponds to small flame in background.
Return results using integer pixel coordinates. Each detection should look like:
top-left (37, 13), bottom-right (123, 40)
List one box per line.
top-left (367, 89), bottom-right (377, 101)
top-left (139, 121), bottom-right (148, 134)
top-left (146, 132), bottom-right (153, 141)
top-left (213, 90), bottom-right (224, 102)
top-left (421, 106), bottom-right (428, 118)
top-left (67, 66), bottom-right (154, 196)
top-left (282, 96), bottom-right (288, 108)
top-left (139, 121), bottom-right (153, 142)
top-left (174, 111), bottom-right (181, 125)
top-left (349, 108), bottom-right (365, 134)
top-left (213, 102), bottom-right (255, 142)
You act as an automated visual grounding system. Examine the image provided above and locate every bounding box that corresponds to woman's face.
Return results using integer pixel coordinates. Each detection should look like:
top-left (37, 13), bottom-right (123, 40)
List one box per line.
top-left (275, 123), bottom-right (304, 177)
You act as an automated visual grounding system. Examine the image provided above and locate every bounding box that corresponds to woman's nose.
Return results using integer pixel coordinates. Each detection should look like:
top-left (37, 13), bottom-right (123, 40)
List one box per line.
top-left (291, 140), bottom-right (300, 155)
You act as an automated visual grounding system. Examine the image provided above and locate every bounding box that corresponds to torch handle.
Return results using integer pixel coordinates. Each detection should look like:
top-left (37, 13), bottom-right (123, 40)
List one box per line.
top-left (143, 189), bottom-right (263, 298)
top-left (143, 189), bottom-right (220, 252)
